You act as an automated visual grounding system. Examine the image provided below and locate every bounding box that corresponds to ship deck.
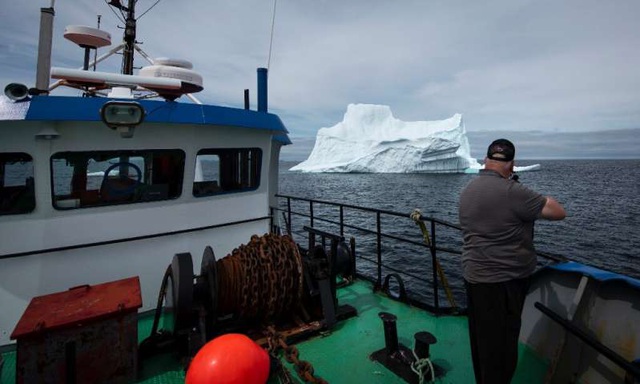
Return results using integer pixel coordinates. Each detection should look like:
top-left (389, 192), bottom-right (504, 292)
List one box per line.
top-left (0, 279), bottom-right (548, 384)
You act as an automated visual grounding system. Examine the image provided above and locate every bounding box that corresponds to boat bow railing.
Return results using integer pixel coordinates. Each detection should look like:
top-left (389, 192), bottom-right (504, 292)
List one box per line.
top-left (271, 194), bottom-right (564, 314)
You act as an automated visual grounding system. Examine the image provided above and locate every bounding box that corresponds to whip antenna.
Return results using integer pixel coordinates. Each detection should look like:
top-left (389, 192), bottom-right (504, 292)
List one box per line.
top-left (267, 0), bottom-right (277, 70)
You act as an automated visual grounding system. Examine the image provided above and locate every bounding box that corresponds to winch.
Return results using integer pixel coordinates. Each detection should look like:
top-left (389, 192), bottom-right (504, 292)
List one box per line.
top-left (139, 231), bottom-right (357, 362)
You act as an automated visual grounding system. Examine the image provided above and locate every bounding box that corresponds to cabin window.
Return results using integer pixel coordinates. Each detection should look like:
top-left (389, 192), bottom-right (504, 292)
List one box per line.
top-left (193, 148), bottom-right (262, 197)
top-left (51, 150), bottom-right (185, 209)
top-left (0, 153), bottom-right (35, 216)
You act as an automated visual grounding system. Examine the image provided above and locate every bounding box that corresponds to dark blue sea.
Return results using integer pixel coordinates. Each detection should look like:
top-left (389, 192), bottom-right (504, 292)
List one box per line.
top-left (278, 159), bottom-right (640, 305)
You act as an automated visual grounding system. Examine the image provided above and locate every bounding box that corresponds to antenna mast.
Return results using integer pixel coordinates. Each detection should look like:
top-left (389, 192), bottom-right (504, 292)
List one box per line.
top-left (109, 0), bottom-right (136, 75)
top-left (123, 0), bottom-right (136, 75)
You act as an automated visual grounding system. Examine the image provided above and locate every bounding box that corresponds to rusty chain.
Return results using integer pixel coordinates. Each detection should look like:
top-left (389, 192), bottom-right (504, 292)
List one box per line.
top-left (215, 233), bottom-right (305, 322)
top-left (266, 326), bottom-right (329, 384)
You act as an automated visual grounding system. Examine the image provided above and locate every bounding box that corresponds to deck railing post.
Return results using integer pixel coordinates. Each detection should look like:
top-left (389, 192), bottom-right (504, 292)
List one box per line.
top-left (376, 211), bottom-right (382, 288)
top-left (286, 197), bottom-right (292, 236)
top-left (339, 205), bottom-right (344, 237)
top-left (350, 236), bottom-right (356, 277)
top-left (310, 200), bottom-right (314, 228)
top-left (430, 220), bottom-right (439, 313)
top-left (269, 206), bottom-right (274, 232)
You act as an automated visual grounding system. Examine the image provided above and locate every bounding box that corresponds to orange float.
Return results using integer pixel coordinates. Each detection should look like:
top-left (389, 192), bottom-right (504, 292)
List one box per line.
top-left (185, 333), bottom-right (270, 384)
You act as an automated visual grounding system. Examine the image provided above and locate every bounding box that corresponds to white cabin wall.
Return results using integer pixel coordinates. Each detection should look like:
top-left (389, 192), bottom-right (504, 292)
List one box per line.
top-left (269, 140), bottom-right (282, 220)
top-left (0, 118), bottom-right (279, 346)
top-left (0, 219), bottom-right (268, 345)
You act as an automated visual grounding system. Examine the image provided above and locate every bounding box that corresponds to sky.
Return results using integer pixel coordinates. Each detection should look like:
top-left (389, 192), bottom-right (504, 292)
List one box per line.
top-left (1, 0), bottom-right (639, 160)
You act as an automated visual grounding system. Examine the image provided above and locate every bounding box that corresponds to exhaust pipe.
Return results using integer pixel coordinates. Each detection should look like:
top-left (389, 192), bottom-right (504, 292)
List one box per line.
top-left (35, 3), bottom-right (55, 94)
top-left (257, 67), bottom-right (268, 112)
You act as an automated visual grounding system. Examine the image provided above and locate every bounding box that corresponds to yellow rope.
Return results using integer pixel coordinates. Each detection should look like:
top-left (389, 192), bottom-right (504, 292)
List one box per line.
top-left (411, 209), bottom-right (457, 310)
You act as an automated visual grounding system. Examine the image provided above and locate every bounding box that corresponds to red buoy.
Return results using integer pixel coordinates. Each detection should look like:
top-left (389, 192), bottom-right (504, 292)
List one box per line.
top-left (185, 333), bottom-right (270, 384)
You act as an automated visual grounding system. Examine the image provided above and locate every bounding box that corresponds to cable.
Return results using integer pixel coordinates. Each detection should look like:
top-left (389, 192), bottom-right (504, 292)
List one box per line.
top-left (104, 0), bottom-right (126, 23)
top-left (138, 0), bottom-right (162, 20)
top-left (267, 0), bottom-right (278, 70)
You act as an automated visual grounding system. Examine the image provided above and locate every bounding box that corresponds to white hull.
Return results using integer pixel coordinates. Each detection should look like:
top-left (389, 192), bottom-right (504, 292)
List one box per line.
top-left (521, 262), bottom-right (640, 383)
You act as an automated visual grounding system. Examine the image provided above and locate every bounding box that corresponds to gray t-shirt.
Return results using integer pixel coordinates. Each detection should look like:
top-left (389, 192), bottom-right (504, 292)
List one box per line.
top-left (459, 169), bottom-right (546, 283)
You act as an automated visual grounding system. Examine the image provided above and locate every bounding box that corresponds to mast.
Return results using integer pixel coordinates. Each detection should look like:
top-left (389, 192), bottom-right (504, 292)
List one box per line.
top-left (109, 0), bottom-right (136, 75)
top-left (123, 0), bottom-right (136, 75)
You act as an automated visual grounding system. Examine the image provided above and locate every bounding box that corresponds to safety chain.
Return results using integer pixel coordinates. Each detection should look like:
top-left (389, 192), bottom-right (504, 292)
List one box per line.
top-left (270, 355), bottom-right (295, 384)
top-left (266, 326), bottom-right (329, 384)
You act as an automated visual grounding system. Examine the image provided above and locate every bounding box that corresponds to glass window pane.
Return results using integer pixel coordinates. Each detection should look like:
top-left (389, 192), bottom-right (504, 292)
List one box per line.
top-left (0, 153), bottom-right (35, 215)
top-left (193, 148), bottom-right (261, 197)
top-left (51, 150), bottom-right (185, 209)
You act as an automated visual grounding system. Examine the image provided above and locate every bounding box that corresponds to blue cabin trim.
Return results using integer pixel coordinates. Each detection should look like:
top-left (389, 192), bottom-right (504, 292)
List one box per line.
top-left (1, 96), bottom-right (290, 137)
top-left (549, 261), bottom-right (640, 290)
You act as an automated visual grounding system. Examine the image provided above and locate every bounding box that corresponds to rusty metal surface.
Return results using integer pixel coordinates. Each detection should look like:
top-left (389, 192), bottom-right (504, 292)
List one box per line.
top-left (11, 276), bottom-right (142, 384)
top-left (11, 276), bottom-right (142, 339)
top-left (16, 314), bottom-right (138, 384)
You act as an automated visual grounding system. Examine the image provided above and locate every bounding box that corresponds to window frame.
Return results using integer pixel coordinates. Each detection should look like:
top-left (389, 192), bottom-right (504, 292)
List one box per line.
top-left (192, 147), bottom-right (262, 198)
top-left (50, 149), bottom-right (186, 210)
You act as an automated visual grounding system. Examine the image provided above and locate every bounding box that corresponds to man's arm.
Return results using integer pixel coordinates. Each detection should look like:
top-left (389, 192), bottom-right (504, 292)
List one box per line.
top-left (540, 197), bottom-right (566, 220)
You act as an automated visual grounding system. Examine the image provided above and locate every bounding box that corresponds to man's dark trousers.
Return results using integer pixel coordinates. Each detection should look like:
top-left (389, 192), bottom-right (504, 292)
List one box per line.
top-left (465, 277), bottom-right (530, 384)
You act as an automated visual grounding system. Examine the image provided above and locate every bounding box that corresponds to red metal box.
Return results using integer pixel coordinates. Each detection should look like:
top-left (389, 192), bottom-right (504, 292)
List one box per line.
top-left (11, 276), bottom-right (143, 384)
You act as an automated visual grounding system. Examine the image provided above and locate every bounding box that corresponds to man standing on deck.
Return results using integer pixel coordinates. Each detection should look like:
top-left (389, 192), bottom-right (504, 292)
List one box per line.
top-left (458, 139), bottom-right (566, 384)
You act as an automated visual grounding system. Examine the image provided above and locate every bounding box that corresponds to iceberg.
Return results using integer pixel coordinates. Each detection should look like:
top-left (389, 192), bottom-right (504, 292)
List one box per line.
top-left (291, 104), bottom-right (481, 173)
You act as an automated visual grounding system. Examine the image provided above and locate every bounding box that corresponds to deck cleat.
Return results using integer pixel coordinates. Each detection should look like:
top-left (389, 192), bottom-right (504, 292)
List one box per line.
top-left (370, 312), bottom-right (444, 383)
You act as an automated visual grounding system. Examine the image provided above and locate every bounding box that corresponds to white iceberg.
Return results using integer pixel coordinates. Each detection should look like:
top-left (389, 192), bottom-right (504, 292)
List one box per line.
top-left (290, 104), bottom-right (540, 174)
top-left (291, 104), bottom-right (480, 173)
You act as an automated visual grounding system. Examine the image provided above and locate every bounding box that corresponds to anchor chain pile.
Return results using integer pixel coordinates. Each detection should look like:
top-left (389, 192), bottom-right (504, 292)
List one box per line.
top-left (216, 233), bottom-right (305, 321)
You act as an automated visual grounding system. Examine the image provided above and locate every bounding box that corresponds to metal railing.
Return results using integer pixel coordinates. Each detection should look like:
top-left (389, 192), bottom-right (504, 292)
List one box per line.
top-left (271, 194), bottom-right (468, 314)
top-left (270, 194), bottom-right (565, 315)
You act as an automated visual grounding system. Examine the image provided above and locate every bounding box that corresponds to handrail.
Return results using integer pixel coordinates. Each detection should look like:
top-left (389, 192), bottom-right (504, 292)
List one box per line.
top-left (273, 194), bottom-right (461, 313)
top-left (276, 194), bottom-right (461, 229)
top-left (1, 216), bottom-right (271, 260)
top-left (535, 302), bottom-right (640, 380)
top-left (272, 194), bottom-right (563, 313)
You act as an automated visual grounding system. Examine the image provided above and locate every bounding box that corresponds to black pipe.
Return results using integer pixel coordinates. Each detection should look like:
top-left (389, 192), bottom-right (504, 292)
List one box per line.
top-left (244, 89), bottom-right (250, 110)
top-left (535, 302), bottom-right (640, 380)
top-left (376, 211), bottom-right (382, 288)
top-left (430, 220), bottom-right (439, 312)
top-left (379, 312), bottom-right (399, 355)
top-left (82, 47), bottom-right (91, 71)
top-left (286, 197), bottom-right (292, 236)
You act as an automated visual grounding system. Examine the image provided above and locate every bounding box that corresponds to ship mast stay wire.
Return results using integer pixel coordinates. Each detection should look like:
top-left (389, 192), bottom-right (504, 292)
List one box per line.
top-left (267, 0), bottom-right (277, 70)
top-left (104, 0), bottom-right (126, 23)
top-left (137, 0), bottom-right (162, 20)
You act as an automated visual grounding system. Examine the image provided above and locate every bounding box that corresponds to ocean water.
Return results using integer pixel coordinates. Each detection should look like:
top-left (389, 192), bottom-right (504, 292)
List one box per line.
top-left (278, 159), bottom-right (640, 303)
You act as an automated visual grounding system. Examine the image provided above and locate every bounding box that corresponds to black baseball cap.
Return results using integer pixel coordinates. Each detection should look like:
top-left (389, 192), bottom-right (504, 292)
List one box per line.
top-left (487, 139), bottom-right (515, 162)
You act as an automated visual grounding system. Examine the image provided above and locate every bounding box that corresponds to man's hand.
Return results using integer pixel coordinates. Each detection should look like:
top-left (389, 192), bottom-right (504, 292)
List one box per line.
top-left (540, 197), bottom-right (566, 220)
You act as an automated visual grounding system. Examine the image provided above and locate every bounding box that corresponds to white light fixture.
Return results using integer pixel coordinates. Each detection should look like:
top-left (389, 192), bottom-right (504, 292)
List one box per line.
top-left (100, 100), bottom-right (145, 138)
top-left (35, 126), bottom-right (60, 140)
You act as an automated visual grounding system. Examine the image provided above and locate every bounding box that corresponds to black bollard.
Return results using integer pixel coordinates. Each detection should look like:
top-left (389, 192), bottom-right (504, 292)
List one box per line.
top-left (414, 331), bottom-right (437, 359)
top-left (379, 312), bottom-right (399, 355)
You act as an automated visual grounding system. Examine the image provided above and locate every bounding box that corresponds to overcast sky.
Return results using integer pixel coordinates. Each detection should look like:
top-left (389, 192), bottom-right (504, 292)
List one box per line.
top-left (1, 1), bottom-right (639, 159)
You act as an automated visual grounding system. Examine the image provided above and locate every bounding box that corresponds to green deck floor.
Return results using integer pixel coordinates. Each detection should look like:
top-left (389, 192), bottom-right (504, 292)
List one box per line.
top-left (1, 279), bottom-right (548, 384)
